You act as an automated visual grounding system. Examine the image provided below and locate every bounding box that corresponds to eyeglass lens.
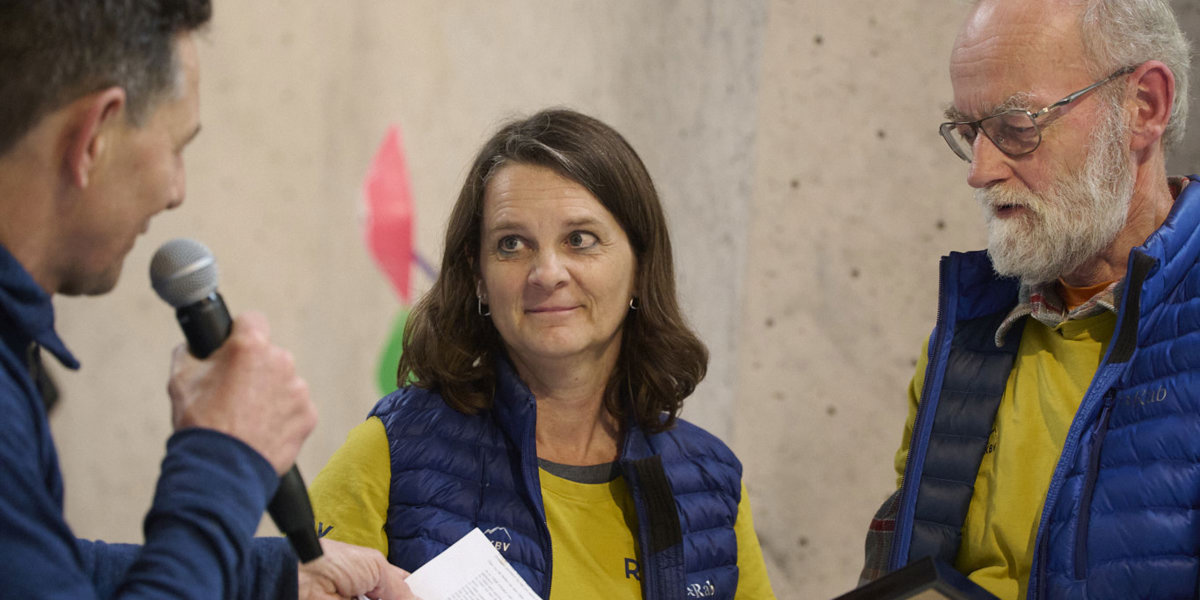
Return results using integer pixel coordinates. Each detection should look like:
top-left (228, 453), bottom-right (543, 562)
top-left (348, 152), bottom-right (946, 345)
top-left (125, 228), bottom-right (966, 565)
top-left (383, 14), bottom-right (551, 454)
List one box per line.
top-left (941, 110), bottom-right (1040, 162)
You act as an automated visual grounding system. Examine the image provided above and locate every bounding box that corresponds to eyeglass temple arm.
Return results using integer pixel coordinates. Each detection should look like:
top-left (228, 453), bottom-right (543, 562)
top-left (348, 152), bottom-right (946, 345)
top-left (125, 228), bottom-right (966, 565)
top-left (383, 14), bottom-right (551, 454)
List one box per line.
top-left (1032, 65), bottom-right (1138, 119)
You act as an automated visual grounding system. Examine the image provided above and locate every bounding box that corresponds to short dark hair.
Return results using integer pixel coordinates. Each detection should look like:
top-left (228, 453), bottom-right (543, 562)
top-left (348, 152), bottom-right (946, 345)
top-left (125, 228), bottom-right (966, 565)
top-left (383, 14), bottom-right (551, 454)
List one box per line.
top-left (399, 108), bottom-right (708, 433)
top-left (0, 0), bottom-right (212, 156)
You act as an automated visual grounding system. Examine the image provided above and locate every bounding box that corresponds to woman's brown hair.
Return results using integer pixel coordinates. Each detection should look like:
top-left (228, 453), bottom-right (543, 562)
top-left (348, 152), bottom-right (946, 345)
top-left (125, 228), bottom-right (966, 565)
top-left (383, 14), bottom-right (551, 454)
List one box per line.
top-left (397, 108), bottom-right (707, 433)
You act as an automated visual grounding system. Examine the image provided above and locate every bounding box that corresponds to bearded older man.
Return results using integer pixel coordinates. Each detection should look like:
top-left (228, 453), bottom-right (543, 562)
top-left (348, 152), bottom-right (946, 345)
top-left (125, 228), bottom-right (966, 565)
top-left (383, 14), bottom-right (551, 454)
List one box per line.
top-left (859, 0), bottom-right (1199, 599)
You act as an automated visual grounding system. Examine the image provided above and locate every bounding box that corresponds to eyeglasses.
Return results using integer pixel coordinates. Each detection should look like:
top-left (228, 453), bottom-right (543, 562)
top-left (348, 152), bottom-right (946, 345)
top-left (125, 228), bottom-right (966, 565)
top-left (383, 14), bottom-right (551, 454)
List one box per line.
top-left (939, 66), bottom-right (1136, 162)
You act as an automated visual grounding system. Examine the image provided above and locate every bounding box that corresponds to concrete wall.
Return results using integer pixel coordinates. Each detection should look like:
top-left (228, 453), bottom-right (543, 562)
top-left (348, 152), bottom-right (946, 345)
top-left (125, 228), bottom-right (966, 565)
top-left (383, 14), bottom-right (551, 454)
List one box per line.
top-left (737, 2), bottom-right (975, 593)
top-left (45, 1), bottom-right (1200, 598)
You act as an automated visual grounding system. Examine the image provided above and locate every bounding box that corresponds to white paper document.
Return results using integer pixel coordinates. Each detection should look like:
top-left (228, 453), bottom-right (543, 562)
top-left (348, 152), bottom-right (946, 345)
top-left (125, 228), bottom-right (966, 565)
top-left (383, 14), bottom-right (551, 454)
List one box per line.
top-left (403, 528), bottom-right (541, 600)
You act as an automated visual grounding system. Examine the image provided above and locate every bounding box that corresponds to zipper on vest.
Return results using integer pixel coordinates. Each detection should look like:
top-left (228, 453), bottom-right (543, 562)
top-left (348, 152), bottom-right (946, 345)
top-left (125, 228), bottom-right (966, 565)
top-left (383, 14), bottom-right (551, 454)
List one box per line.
top-left (534, 472), bottom-right (553, 599)
top-left (890, 255), bottom-right (954, 570)
top-left (517, 398), bottom-right (554, 598)
top-left (1072, 389), bottom-right (1116, 580)
top-left (1063, 251), bottom-right (1151, 584)
top-left (1030, 252), bottom-right (1152, 598)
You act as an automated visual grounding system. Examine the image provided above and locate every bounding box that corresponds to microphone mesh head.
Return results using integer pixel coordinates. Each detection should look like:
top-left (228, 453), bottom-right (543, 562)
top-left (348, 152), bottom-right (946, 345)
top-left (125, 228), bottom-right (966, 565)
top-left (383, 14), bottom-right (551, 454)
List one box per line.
top-left (150, 238), bottom-right (219, 307)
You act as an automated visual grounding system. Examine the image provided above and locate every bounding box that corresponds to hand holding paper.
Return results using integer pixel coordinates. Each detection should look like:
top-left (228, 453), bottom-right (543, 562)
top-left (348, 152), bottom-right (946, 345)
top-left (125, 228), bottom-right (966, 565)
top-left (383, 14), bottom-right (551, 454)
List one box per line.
top-left (403, 529), bottom-right (540, 600)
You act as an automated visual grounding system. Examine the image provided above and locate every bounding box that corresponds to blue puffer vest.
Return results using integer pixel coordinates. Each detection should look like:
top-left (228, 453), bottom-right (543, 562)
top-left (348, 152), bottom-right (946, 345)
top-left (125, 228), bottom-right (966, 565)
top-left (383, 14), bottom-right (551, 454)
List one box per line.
top-left (369, 359), bottom-right (743, 600)
top-left (889, 177), bottom-right (1200, 599)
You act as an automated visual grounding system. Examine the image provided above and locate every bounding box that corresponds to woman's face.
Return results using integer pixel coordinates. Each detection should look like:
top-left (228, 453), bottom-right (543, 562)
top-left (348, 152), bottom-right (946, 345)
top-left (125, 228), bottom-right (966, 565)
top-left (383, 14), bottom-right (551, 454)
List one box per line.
top-left (478, 163), bottom-right (636, 370)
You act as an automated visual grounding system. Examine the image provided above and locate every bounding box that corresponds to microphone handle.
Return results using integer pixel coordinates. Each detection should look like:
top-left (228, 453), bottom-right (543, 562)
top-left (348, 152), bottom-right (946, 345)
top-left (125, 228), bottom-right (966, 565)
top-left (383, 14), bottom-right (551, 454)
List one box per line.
top-left (178, 292), bottom-right (323, 562)
top-left (270, 466), bottom-right (323, 562)
top-left (177, 293), bottom-right (232, 359)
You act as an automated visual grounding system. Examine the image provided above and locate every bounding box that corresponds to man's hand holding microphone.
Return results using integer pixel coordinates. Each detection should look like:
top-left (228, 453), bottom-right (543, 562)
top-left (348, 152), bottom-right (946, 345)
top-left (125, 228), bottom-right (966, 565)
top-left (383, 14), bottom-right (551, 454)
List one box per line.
top-left (154, 239), bottom-right (416, 600)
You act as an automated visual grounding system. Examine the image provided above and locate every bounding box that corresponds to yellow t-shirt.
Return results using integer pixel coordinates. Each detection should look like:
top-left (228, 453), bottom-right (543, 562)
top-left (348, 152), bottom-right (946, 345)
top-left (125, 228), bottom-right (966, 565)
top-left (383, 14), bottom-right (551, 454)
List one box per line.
top-left (538, 467), bottom-right (643, 599)
top-left (895, 312), bottom-right (1115, 600)
top-left (310, 416), bottom-right (776, 599)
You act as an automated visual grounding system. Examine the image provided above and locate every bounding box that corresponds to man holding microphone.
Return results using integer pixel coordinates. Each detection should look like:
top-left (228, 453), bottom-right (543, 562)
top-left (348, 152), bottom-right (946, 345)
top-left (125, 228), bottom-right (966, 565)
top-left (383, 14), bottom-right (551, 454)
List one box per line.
top-left (0, 2), bottom-right (414, 598)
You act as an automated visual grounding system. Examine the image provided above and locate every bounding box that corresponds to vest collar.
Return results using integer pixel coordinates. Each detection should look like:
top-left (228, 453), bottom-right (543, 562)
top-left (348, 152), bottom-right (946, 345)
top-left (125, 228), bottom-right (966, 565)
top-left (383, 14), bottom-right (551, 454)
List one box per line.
top-left (490, 356), bottom-right (540, 462)
top-left (1132, 174), bottom-right (1200, 311)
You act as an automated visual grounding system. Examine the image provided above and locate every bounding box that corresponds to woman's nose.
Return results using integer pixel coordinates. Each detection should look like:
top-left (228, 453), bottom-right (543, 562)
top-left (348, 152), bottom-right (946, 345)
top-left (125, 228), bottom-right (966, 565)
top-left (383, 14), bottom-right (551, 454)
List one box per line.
top-left (528, 250), bottom-right (569, 289)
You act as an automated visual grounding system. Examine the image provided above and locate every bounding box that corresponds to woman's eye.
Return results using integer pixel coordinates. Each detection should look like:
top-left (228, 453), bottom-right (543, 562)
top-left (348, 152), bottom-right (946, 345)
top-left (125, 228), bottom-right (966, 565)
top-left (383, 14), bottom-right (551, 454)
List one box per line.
top-left (498, 236), bottom-right (524, 253)
top-left (568, 231), bottom-right (599, 248)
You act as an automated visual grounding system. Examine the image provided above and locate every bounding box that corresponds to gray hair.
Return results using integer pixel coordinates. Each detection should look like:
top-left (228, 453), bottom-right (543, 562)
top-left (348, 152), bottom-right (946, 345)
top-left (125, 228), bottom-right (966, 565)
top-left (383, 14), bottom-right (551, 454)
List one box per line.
top-left (1079, 0), bottom-right (1192, 149)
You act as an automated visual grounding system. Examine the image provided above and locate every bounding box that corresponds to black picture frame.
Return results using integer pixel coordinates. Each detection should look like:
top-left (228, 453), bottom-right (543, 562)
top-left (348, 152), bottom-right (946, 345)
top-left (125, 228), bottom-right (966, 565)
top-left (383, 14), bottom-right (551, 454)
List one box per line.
top-left (831, 557), bottom-right (999, 600)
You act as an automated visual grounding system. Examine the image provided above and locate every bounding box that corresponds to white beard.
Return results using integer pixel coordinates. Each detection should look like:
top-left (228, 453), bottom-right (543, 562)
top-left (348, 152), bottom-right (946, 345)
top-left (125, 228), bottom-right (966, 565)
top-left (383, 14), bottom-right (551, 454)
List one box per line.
top-left (978, 104), bottom-right (1134, 285)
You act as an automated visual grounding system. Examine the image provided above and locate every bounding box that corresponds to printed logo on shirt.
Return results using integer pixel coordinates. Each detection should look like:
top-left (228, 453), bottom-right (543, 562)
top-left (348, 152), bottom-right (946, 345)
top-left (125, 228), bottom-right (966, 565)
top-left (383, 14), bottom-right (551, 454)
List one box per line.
top-left (686, 579), bottom-right (716, 598)
top-left (483, 526), bottom-right (513, 554)
top-left (316, 522), bottom-right (334, 538)
top-left (625, 558), bottom-right (640, 581)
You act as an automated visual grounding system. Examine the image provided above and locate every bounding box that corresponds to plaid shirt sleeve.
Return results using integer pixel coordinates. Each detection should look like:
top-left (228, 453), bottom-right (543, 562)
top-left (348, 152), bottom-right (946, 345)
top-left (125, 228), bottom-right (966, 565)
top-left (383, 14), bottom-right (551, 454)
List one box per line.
top-left (858, 488), bottom-right (900, 585)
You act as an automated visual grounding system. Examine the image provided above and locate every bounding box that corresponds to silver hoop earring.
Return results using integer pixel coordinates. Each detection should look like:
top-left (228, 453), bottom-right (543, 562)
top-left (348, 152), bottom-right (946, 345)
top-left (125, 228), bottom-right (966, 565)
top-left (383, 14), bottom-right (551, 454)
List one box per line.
top-left (477, 297), bottom-right (490, 317)
top-left (628, 296), bottom-right (639, 311)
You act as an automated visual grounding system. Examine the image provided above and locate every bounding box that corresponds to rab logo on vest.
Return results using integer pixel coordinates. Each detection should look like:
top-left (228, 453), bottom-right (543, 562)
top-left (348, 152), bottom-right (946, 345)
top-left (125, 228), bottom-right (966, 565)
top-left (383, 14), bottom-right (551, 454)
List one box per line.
top-left (483, 526), bottom-right (513, 553)
top-left (686, 580), bottom-right (716, 598)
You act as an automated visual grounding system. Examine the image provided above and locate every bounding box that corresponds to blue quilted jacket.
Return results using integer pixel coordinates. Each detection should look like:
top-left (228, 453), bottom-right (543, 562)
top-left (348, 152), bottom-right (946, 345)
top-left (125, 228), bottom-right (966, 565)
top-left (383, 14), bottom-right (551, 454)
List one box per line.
top-left (369, 359), bottom-right (743, 599)
top-left (889, 177), bottom-right (1200, 599)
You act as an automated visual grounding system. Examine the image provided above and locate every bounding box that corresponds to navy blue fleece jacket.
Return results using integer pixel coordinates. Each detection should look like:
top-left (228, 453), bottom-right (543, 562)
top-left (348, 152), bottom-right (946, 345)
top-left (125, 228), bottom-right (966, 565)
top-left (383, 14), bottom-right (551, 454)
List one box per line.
top-left (0, 242), bottom-right (297, 598)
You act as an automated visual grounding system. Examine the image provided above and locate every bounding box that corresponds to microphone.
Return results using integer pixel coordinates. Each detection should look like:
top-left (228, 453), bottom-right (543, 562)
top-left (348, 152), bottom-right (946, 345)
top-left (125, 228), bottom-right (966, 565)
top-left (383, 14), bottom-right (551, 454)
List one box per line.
top-left (150, 238), bottom-right (323, 563)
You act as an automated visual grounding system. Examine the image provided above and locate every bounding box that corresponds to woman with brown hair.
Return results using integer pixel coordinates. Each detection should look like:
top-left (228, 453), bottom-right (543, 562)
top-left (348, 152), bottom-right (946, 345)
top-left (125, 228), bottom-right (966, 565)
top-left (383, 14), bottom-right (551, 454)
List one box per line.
top-left (309, 108), bottom-right (774, 600)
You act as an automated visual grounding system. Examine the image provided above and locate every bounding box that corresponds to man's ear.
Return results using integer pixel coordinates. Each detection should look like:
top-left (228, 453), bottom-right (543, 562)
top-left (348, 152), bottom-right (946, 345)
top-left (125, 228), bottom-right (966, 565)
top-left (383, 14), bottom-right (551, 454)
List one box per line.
top-left (1126, 60), bottom-right (1174, 153)
top-left (64, 86), bottom-right (126, 188)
